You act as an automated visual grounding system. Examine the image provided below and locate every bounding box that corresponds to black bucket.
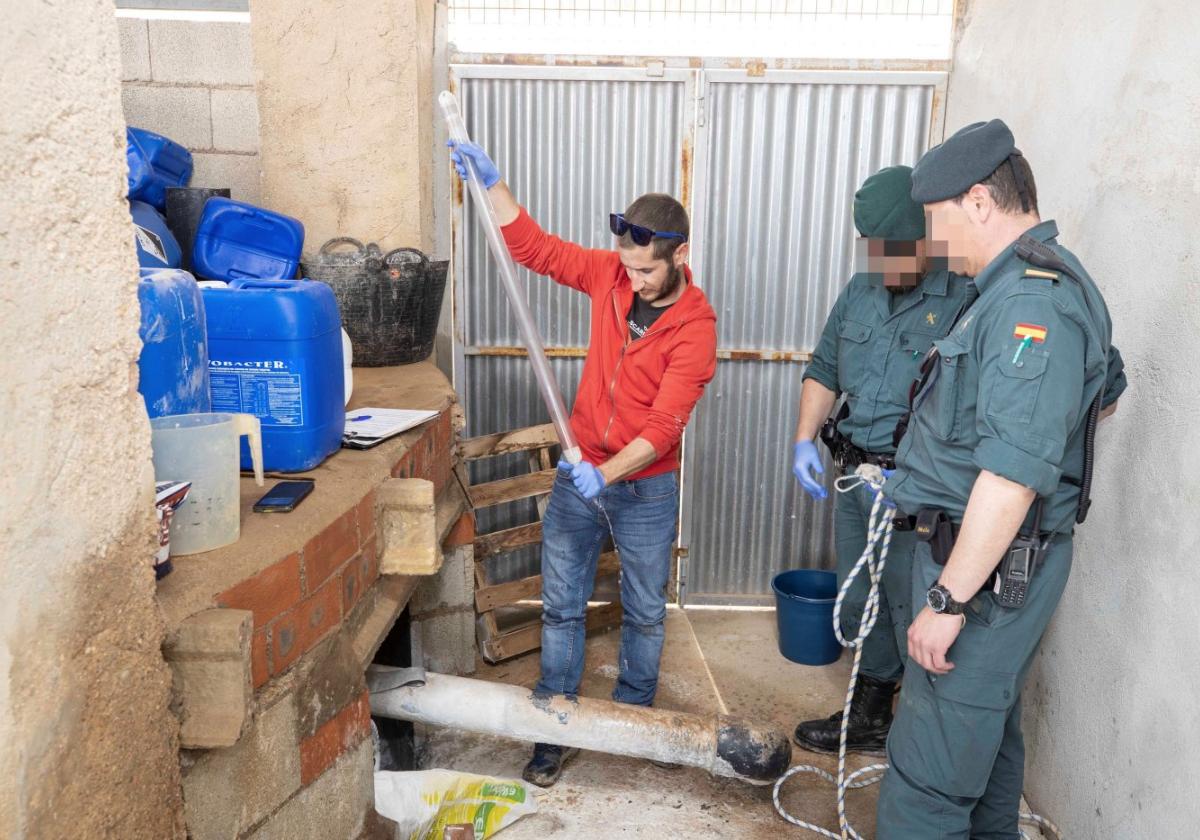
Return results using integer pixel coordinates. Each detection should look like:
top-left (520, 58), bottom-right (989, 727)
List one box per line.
top-left (303, 238), bottom-right (448, 366)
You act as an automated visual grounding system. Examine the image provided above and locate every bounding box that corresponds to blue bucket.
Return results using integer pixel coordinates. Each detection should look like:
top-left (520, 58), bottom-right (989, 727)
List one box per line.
top-left (772, 569), bottom-right (842, 666)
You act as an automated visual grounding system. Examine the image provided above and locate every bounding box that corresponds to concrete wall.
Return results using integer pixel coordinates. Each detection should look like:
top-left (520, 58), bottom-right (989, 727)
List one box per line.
top-left (250, 0), bottom-right (437, 254)
top-left (0, 2), bottom-right (183, 837)
top-left (119, 12), bottom-right (262, 203)
top-left (946, 2), bottom-right (1200, 837)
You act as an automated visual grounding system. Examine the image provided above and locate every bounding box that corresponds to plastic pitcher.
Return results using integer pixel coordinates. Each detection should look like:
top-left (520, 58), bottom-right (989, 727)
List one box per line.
top-left (150, 413), bottom-right (264, 555)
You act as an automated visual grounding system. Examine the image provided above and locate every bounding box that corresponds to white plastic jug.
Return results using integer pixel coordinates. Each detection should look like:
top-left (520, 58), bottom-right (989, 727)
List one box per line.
top-left (150, 412), bottom-right (264, 555)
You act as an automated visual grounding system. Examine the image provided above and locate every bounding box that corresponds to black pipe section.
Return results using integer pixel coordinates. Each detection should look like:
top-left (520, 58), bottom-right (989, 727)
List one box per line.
top-left (716, 716), bottom-right (793, 783)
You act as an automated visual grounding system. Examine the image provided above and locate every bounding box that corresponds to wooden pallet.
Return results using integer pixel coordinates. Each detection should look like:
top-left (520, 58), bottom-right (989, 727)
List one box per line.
top-left (460, 423), bottom-right (622, 664)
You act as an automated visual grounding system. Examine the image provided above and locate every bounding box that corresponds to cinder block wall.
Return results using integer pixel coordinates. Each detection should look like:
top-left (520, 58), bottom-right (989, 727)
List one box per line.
top-left (118, 12), bottom-right (261, 204)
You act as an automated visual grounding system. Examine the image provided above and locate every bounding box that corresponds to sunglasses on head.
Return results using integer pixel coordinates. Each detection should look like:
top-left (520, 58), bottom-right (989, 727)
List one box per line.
top-left (609, 213), bottom-right (688, 247)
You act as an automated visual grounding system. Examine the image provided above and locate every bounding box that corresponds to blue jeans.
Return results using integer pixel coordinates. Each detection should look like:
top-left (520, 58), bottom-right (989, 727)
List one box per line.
top-left (536, 465), bottom-right (678, 707)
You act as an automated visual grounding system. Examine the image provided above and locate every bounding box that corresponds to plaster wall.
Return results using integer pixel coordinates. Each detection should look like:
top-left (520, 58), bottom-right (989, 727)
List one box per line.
top-left (0, 2), bottom-right (183, 837)
top-left (250, 0), bottom-right (437, 254)
top-left (945, 2), bottom-right (1200, 836)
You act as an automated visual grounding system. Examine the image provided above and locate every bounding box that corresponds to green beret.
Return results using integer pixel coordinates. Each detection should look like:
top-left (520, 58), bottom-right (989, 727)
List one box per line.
top-left (853, 165), bottom-right (925, 241)
top-left (911, 119), bottom-right (1016, 204)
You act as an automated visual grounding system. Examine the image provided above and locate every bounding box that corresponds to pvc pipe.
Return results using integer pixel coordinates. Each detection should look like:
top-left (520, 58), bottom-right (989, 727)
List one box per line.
top-left (368, 669), bottom-right (792, 785)
top-left (439, 91), bottom-right (582, 464)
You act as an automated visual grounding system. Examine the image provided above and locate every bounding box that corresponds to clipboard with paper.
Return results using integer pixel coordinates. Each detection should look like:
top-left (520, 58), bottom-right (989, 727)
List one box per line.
top-left (342, 407), bottom-right (439, 450)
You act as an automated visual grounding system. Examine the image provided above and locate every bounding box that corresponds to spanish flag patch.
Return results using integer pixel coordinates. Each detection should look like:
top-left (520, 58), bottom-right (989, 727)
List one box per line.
top-left (1013, 323), bottom-right (1047, 343)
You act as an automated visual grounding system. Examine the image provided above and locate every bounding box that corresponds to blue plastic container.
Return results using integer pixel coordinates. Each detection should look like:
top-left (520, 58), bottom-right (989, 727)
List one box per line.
top-left (126, 127), bottom-right (194, 209)
top-left (772, 569), bottom-right (843, 666)
top-left (202, 278), bottom-right (345, 472)
top-left (137, 269), bottom-right (211, 418)
top-left (126, 129), bottom-right (154, 201)
top-left (193, 198), bottom-right (305, 283)
top-left (130, 200), bottom-right (182, 269)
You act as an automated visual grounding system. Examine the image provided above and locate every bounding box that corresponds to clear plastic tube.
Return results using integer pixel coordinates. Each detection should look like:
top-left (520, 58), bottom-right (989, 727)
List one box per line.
top-left (439, 90), bottom-right (581, 464)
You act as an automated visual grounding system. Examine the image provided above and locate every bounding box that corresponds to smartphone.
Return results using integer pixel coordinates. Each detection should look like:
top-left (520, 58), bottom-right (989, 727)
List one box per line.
top-left (253, 479), bottom-right (315, 513)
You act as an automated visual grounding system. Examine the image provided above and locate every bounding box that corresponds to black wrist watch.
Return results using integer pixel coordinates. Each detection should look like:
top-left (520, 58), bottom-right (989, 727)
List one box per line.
top-left (926, 583), bottom-right (967, 616)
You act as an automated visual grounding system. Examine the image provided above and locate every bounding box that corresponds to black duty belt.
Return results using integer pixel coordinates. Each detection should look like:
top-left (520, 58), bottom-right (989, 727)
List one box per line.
top-left (897, 508), bottom-right (960, 535)
top-left (829, 437), bottom-right (896, 471)
top-left (819, 407), bottom-right (896, 472)
top-left (845, 445), bottom-right (896, 472)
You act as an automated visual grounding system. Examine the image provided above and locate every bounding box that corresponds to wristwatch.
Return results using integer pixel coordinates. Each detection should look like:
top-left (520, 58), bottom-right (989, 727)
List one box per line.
top-left (926, 583), bottom-right (967, 616)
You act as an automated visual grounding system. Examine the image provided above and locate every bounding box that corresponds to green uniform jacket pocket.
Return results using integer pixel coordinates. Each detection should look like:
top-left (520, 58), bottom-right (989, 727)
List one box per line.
top-left (986, 351), bottom-right (1049, 424)
top-left (836, 319), bottom-right (873, 387)
top-left (923, 338), bottom-right (967, 440)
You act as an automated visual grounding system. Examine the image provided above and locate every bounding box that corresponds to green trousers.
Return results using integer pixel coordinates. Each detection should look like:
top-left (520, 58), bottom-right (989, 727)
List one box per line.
top-left (834, 469), bottom-right (917, 683)
top-left (875, 537), bottom-right (1073, 840)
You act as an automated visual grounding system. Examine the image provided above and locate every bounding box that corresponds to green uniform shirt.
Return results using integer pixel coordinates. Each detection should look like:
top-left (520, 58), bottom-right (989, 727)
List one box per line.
top-left (804, 269), bottom-right (975, 454)
top-left (887, 220), bottom-right (1128, 533)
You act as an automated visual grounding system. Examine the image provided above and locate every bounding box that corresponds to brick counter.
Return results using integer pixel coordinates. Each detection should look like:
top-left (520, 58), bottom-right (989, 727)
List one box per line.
top-left (158, 363), bottom-right (473, 840)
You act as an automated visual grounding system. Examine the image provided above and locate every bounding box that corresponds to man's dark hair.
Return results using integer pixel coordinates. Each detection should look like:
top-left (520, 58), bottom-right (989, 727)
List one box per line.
top-left (620, 193), bottom-right (690, 261)
top-left (956, 154), bottom-right (1039, 215)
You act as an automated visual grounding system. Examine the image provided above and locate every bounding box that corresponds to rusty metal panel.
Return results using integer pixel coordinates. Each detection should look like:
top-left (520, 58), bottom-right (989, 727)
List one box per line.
top-left (681, 71), bottom-right (940, 602)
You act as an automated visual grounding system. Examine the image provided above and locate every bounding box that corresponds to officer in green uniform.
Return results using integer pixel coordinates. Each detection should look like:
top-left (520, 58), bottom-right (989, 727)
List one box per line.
top-left (791, 165), bottom-right (974, 755)
top-left (876, 120), bottom-right (1127, 839)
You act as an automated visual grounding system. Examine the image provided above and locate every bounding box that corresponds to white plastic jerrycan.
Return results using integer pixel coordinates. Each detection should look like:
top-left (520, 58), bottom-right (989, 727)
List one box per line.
top-left (150, 412), bottom-right (265, 555)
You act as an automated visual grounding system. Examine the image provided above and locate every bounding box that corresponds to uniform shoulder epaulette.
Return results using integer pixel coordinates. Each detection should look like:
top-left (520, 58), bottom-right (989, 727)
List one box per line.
top-left (1023, 267), bottom-right (1059, 281)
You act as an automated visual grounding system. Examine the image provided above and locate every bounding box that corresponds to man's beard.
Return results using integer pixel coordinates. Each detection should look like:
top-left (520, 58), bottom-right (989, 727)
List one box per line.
top-left (647, 264), bottom-right (684, 302)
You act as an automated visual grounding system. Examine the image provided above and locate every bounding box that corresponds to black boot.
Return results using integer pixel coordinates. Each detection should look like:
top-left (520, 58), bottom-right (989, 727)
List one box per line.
top-left (521, 742), bottom-right (579, 787)
top-left (793, 674), bottom-right (897, 756)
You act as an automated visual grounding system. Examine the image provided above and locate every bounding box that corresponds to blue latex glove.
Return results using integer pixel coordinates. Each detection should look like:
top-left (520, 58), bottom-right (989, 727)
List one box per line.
top-left (559, 459), bottom-right (606, 500)
top-left (447, 140), bottom-right (501, 189)
top-left (792, 441), bottom-right (827, 501)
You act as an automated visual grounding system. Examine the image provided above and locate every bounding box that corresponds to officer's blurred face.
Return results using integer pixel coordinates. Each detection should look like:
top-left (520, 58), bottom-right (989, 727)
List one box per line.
top-left (858, 237), bottom-right (927, 291)
top-left (924, 200), bottom-right (978, 275)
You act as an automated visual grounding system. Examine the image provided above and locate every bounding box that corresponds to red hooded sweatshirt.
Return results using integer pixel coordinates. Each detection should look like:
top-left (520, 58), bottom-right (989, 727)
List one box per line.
top-left (501, 207), bottom-right (718, 481)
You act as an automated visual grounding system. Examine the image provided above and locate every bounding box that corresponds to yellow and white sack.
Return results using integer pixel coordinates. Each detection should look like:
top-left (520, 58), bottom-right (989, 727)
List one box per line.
top-left (374, 769), bottom-right (538, 840)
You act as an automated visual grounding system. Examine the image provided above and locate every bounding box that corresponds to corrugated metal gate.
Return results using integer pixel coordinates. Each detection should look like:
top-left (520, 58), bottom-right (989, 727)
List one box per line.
top-left (450, 63), bottom-right (944, 600)
top-left (682, 70), bottom-right (940, 603)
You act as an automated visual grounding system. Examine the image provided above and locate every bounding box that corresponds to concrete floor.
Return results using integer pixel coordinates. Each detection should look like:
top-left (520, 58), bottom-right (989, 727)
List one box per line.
top-left (417, 607), bottom-right (884, 838)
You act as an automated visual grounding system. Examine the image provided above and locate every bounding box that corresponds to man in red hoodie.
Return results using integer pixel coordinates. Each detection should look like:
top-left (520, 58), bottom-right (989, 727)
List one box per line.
top-left (451, 142), bottom-right (718, 786)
